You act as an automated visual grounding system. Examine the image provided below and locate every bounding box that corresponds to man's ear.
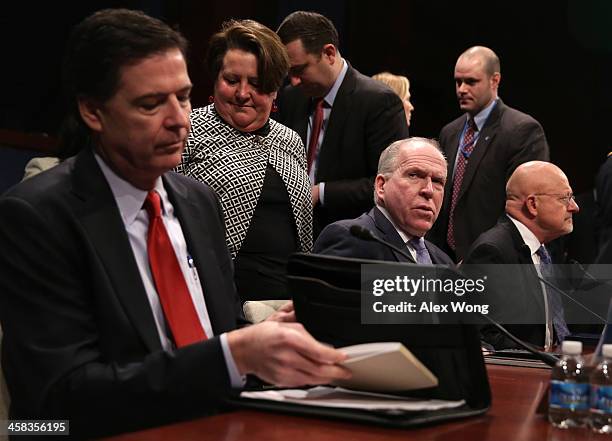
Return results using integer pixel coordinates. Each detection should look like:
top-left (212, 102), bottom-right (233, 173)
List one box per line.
top-left (77, 97), bottom-right (103, 132)
top-left (490, 72), bottom-right (501, 91)
top-left (374, 174), bottom-right (386, 203)
top-left (525, 195), bottom-right (538, 217)
top-left (321, 44), bottom-right (337, 64)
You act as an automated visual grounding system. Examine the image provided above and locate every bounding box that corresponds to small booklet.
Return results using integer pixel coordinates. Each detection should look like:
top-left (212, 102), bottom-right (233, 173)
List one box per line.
top-left (333, 342), bottom-right (438, 392)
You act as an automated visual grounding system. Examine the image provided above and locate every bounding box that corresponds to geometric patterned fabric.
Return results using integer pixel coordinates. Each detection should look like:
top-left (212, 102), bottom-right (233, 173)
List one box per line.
top-left (177, 105), bottom-right (313, 258)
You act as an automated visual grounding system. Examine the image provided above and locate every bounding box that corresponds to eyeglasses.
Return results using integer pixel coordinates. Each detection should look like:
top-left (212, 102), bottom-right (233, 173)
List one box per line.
top-left (533, 193), bottom-right (576, 207)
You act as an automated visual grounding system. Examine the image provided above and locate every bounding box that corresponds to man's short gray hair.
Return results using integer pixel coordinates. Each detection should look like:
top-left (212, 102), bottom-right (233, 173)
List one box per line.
top-left (377, 137), bottom-right (442, 175)
top-left (374, 137), bottom-right (444, 204)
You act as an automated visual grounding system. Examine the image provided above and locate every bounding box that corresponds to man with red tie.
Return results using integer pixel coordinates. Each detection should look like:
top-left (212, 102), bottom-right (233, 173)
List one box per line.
top-left (427, 46), bottom-right (550, 262)
top-left (0, 9), bottom-right (349, 439)
top-left (275, 11), bottom-right (409, 237)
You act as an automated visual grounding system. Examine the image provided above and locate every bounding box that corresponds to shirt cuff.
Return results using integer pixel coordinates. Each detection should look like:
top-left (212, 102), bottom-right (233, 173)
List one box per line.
top-left (319, 182), bottom-right (325, 206)
top-left (220, 332), bottom-right (246, 388)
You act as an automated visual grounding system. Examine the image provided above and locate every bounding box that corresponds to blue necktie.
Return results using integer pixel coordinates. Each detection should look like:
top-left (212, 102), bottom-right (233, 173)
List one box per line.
top-left (409, 237), bottom-right (433, 264)
top-left (536, 245), bottom-right (570, 343)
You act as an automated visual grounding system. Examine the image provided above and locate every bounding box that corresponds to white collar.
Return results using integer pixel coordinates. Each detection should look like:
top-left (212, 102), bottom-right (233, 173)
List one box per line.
top-left (376, 204), bottom-right (414, 244)
top-left (94, 153), bottom-right (165, 226)
top-left (469, 98), bottom-right (498, 131)
top-left (322, 58), bottom-right (348, 107)
top-left (507, 214), bottom-right (542, 257)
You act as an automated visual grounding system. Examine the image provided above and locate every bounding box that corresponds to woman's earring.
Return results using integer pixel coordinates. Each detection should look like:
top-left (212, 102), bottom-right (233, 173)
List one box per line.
top-left (272, 99), bottom-right (278, 113)
top-left (208, 95), bottom-right (215, 104)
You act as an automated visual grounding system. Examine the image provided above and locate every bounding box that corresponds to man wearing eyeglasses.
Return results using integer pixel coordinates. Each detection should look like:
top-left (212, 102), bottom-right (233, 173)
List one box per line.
top-left (463, 161), bottom-right (579, 350)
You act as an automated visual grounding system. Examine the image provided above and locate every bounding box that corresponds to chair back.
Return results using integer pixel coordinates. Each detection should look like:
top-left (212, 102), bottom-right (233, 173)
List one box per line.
top-left (0, 325), bottom-right (10, 420)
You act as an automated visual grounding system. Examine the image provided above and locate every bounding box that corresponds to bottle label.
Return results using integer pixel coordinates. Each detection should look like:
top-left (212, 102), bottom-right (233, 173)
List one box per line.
top-left (591, 385), bottom-right (612, 414)
top-left (549, 380), bottom-right (589, 410)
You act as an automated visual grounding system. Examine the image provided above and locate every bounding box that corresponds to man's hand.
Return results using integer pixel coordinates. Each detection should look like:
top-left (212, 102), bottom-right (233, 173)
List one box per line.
top-left (265, 300), bottom-right (296, 323)
top-left (311, 184), bottom-right (320, 207)
top-left (227, 321), bottom-right (351, 387)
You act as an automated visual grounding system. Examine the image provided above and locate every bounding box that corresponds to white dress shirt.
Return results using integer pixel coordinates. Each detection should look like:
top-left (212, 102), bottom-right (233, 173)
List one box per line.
top-left (95, 153), bottom-right (244, 387)
top-left (307, 58), bottom-right (349, 205)
top-left (376, 205), bottom-right (418, 261)
top-left (507, 214), bottom-right (553, 349)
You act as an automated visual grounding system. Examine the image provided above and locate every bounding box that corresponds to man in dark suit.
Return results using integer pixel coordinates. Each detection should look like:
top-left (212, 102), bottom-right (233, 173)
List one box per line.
top-left (315, 138), bottom-right (453, 265)
top-left (463, 161), bottom-right (579, 349)
top-left (0, 9), bottom-right (348, 439)
top-left (276, 11), bottom-right (409, 236)
top-left (428, 46), bottom-right (549, 262)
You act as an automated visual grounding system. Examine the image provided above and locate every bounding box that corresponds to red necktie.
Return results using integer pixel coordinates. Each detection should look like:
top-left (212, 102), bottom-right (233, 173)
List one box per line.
top-left (144, 190), bottom-right (207, 347)
top-left (447, 118), bottom-right (478, 251)
top-left (307, 98), bottom-right (325, 173)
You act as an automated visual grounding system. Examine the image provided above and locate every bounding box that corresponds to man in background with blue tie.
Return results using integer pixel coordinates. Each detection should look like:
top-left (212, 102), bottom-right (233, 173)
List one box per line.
top-left (428, 46), bottom-right (550, 262)
top-left (314, 137), bottom-right (453, 265)
top-left (463, 161), bottom-right (579, 350)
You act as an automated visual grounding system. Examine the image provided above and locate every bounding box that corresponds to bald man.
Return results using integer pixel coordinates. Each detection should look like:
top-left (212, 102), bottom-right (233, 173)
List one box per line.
top-left (428, 46), bottom-right (550, 262)
top-left (314, 137), bottom-right (453, 265)
top-left (463, 161), bottom-right (579, 349)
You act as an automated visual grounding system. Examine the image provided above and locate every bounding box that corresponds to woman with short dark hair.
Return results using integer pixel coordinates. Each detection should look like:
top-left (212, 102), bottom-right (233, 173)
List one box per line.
top-left (177, 20), bottom-right (311, 301)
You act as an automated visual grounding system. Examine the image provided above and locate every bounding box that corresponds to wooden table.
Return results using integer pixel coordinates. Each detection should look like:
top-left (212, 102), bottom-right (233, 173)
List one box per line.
top-left (102, 365), bottom-right (605, 441)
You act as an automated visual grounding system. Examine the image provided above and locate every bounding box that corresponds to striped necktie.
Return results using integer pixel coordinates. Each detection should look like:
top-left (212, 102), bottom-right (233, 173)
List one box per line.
top-left (447, 117), bottom-right (478, 251)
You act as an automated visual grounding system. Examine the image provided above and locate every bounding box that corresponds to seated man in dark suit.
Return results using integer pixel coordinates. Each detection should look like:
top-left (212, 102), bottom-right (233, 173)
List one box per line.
top-left (314, 137), bottom-right (452, 265)
top-left (463, 161), bottom-right (579, 350)
top-left (0, 9), bottom-right (349, 439)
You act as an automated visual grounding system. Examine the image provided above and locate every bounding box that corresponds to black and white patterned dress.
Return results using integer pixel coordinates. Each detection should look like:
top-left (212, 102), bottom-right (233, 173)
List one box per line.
top-left (177, 105), bottom-right (312, 299)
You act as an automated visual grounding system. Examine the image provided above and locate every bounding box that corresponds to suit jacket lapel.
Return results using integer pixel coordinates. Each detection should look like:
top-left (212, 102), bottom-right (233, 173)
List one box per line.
top-left (163, 174), bottom-right (237, 335)
top-left (424, 243), bottom-right (443, 265)
top-left (71, 150), bottom-right (162, 352)
top-left (458, 101), bottom-right (503, 201)
top-left (315, 65), bottom-right (356, 180)
top-left (503, 216), bottom-right (546, 313)
top-left (440, 118), bottom-right (465, 217)
top-left (371, 207), bottom-right (416, 263)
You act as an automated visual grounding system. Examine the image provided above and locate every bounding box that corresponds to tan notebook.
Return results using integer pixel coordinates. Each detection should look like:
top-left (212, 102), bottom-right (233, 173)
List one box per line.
top-left (333, 342), bottom-right (438, 392)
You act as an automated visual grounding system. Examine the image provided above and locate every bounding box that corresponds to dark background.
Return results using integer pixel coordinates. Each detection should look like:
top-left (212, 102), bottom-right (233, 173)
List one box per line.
top-left (2, 0), bottom-right (612, 195)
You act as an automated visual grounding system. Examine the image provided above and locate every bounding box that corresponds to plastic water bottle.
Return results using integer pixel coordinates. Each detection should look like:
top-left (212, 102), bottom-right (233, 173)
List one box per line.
top-left (590, 343), bottom-right (612, 433)
top-left (548, 340), bottom-right (589, 428)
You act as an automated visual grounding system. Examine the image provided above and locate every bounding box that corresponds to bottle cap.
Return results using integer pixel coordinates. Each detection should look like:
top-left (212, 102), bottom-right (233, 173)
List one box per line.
top-left (603, 344), bottom-right (612, 358)
top-left (561, 340), bottom-right (582, 355)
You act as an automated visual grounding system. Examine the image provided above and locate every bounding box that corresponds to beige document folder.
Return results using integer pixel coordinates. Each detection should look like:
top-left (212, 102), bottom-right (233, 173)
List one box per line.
top-left (333, 342), bottom-right (438, 392)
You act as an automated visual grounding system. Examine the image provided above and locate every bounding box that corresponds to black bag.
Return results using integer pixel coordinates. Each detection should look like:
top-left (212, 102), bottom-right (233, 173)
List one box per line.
top-left (234, 253), bottom-right (491, 427)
